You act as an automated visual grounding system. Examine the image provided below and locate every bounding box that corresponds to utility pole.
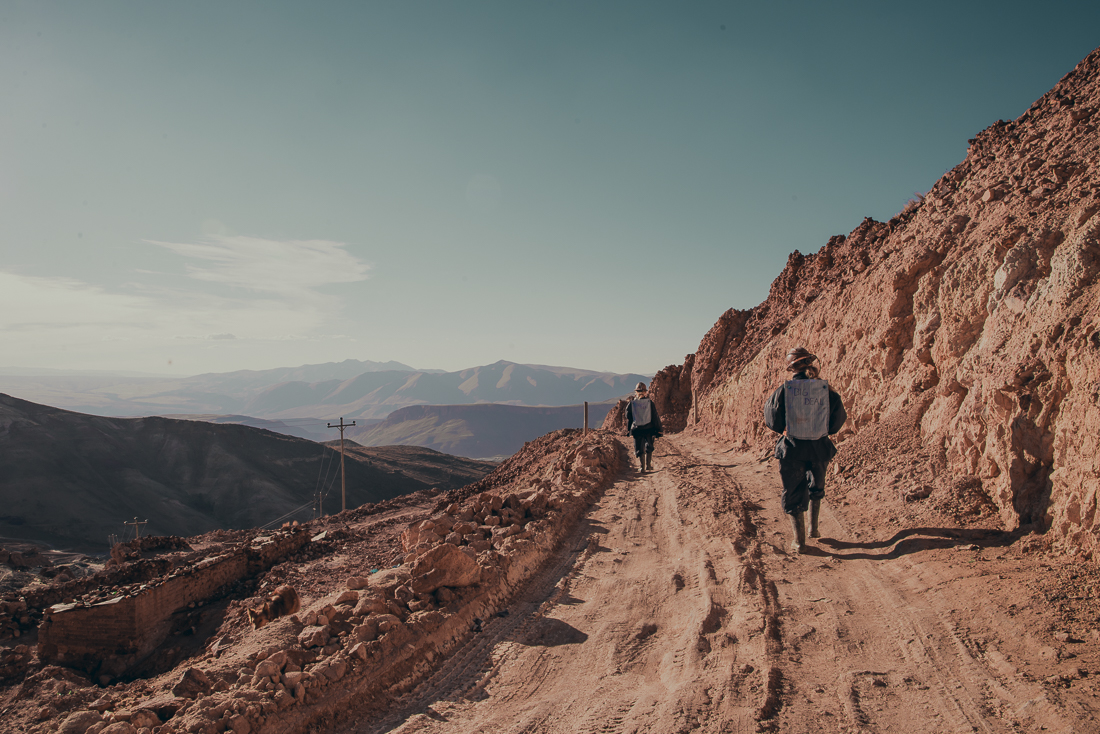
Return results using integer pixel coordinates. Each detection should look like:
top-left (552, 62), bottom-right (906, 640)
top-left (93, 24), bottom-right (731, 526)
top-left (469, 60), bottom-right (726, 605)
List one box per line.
top-left (125, 517), bottom-right (148, 541)
top-left (327, 417), bottom-right (356, 513)
top-left (583, 401), bottom-right (589, 433)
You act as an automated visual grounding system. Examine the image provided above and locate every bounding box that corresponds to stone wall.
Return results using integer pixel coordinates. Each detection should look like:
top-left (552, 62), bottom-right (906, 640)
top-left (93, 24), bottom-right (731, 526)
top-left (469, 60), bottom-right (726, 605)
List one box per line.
top-left (38, 528), bottom-right (309, 678)
top-left (49, 430), bottom-right (627, 733)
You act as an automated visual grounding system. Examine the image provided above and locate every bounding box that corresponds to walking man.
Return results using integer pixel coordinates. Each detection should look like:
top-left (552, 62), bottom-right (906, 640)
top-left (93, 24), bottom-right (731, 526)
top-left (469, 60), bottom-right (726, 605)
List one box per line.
top-left (626, 382), bottom-right (663, 472)
top-left (764, 347), bottom-right (847, 553)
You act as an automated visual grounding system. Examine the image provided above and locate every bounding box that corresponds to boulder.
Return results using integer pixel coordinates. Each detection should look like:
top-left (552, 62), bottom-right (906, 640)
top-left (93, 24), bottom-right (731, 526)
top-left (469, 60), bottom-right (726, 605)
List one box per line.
top-left (367, 567), bottom-right (411, 596)
top-left (314, 656), bottom-right (348, 682)
top-left (353, 593), bottom-right (388, 617)
top-left (255, 659), bottom-right (281, 678)
top-left (171, 667), bottom-right (213, 699)
top-left (129, 710), bottom-right (159, 729)
top-left (452, 521), bottom-right (478, 536)
top-left (431, 513), bottom-right (456, 532)
top-left (228, 714), bottom-right (252, 734)
top-left (353, 619), bottom-right (380, 642)
top-left (346, 576), bottom-right (370, 590)
top-left (488, 493), bottom-right (504, 511)
top-left (335, 590), bottom-right (358, 605)
top-left (297, 626), bottom-right (330, 649)
top-left (373, 613), bottom-right (402, 634)
top-left (59, 711), bottom-right (103, 734)
top-left (100, 724), bottom-right (137, 734)
top-left (409, 544), bottom-right (481, 594)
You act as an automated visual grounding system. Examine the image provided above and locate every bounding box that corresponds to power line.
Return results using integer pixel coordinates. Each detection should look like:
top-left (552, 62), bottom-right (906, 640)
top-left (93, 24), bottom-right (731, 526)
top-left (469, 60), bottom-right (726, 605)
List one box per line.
top-left (260, 500), bottom-right (315, 530)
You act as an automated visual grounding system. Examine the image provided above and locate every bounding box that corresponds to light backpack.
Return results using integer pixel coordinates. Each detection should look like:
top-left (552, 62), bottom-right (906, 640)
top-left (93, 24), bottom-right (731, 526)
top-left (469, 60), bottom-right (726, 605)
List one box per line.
top-left (631, 397), bottom-right (654, 428)
top-left (783, 379), bottom-right (829, 440)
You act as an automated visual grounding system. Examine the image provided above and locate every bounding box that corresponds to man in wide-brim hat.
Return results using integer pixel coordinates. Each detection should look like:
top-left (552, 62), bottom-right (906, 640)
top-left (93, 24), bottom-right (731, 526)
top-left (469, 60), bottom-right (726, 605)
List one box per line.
top-left (763, 347), bottom-right (847, 554)
top-left (626, 382), bottom-right (663, 472)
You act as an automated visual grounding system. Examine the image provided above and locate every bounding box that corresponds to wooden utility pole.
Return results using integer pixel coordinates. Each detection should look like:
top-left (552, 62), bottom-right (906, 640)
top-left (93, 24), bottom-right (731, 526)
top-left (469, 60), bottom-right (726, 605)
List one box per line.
top-left (583, 401), bottom-right (589, 433)
top-left (327, 417), bottom-right (356, 513)
top-left (125, 517), bottom-right (148, 540)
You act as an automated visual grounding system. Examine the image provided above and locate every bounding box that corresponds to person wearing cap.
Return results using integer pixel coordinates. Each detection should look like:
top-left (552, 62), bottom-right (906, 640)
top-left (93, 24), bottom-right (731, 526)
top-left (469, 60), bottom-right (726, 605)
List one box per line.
top-left (626, 382), bottom-right (663, 472)
top-left (763, 347), bottom-right (847, 553)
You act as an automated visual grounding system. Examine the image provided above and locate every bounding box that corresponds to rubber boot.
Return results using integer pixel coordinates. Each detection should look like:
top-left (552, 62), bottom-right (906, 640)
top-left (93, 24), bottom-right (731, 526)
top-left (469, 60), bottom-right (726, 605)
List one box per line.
top-left (645, 451), bottom-right (653, 471)
top-left (809, 499), bottom-right (821, 538)
top-left (789, 513), bottom-right (807, 554)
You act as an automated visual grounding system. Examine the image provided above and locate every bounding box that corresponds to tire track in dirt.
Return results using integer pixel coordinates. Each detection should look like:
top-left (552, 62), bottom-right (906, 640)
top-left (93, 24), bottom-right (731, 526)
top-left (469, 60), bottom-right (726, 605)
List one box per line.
top-left (677, 433), bottom-right (1097, 734)
top-left (344, 437), bottom-right (773, 733)
top-left (342, 433), bottom-right (1100, 734)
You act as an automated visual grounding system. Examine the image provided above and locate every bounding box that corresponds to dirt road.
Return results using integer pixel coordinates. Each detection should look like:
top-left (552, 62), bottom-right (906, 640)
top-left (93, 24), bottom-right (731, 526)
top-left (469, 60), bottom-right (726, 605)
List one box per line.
top-left (344, 435), bottom-right (1100, 734)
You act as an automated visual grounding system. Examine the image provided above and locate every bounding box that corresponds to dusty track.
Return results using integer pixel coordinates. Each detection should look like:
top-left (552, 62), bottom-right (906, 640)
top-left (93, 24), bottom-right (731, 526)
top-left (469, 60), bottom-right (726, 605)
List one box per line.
top-left (340, 435), bottom-right (1100, 734)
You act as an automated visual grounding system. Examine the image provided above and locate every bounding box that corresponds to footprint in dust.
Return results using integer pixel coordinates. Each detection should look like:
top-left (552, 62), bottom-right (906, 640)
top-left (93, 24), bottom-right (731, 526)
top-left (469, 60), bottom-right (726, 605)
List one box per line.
top-left (672, 572), bottom-right (685, 592)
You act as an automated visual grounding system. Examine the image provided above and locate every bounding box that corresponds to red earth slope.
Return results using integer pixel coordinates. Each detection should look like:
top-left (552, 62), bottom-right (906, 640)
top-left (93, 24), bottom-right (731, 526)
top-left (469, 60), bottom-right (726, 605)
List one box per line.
top-left (630, 45), bottom-right (1100, 560)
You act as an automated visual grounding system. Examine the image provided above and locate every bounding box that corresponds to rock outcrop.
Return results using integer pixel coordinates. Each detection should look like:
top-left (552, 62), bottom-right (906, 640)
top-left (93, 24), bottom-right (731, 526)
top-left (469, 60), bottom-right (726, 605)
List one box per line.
top-left (629, 46), bottom-right (1100, 559)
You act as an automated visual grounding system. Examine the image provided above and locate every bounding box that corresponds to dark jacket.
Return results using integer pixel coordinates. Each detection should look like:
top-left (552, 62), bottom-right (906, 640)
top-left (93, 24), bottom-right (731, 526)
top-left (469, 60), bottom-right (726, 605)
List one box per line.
top-left (627, 396), bottom-right (663, 436)
top-left (764, 371), bottom-right (846, 464)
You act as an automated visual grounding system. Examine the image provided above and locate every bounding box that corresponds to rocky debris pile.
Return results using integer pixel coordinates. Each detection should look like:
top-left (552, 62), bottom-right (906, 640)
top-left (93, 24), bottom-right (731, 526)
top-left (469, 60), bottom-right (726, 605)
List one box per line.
top-left (7, 429), bottom-right (624, 734)
top-left (0, 642), bottom-right (32, 681)
top-left (107, 536), bottom-right (193, 568)
top-left (1, 546), bottom-right (40, 570)
top-left (647, 45), bottom-right (1100, 558)
top-left (0, 598), bottom-right (32, 641)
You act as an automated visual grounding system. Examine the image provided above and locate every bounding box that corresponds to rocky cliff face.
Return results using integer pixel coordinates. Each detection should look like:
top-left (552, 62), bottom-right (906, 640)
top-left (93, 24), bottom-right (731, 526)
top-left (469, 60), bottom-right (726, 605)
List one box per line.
top-left (638, 46), bottom-right (1100, 559)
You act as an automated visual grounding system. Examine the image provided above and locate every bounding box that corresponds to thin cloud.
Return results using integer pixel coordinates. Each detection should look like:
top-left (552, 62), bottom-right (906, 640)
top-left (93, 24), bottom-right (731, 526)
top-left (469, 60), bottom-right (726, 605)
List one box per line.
top-left (146, 235), bottom-right (370, 295)
top-left (0, 271), bottom-right (320, 340)
top-left (0, 272), bottom-right (151, 327)
top-left (0, 235), bottom-right (371, 369)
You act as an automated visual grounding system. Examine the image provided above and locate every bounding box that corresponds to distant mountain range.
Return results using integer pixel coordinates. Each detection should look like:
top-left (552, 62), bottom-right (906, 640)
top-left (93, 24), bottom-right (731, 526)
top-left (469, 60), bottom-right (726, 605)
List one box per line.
top-left (0, 393), bottom-right (493, 552)
top-left (0, 358), bottom-right (420, 417)
top-left (244, 361), bottom-right (647, 421)
top-left (349, 402), bottom-right (617, 459)
top-left (0, 360), bottom-right (646, 422)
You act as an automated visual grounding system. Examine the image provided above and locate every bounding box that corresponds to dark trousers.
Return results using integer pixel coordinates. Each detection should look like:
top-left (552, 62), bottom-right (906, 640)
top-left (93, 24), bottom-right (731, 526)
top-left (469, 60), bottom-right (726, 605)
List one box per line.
top-left (631, 428), bottom-right (657, 457)
top-left (779, 459), bottom-right (827, 515)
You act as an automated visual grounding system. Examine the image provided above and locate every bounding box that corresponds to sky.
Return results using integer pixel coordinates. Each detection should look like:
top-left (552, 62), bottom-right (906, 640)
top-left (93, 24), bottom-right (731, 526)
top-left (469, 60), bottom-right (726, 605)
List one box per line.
top-left (2, 2), bottom-right (1098, 377)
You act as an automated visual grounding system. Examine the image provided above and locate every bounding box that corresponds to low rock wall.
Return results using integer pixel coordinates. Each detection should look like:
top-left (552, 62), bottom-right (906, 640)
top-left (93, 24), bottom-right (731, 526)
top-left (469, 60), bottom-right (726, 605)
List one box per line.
top-left (37, 528), bottom-right (309, 679)
top-left (63, 430), bottom-right (626, 734)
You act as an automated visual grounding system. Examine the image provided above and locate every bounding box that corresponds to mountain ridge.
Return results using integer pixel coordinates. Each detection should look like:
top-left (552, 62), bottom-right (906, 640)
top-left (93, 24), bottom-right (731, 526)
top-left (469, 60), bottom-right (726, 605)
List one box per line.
top-left (0, 360), bottom-right (646, 421)
top-left (0, 392), bottom-right (493, 552)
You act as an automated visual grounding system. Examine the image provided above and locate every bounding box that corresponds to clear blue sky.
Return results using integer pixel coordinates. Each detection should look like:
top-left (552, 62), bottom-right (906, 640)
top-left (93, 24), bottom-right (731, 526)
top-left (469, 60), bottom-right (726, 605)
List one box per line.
top-left (2, 1), bottom-right (1097, 376)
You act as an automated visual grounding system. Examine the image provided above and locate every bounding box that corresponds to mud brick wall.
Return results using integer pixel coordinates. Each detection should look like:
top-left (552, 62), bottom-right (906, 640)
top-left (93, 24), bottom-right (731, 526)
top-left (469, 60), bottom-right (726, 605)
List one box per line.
top-left (38, 528), bottom-right (309, 677)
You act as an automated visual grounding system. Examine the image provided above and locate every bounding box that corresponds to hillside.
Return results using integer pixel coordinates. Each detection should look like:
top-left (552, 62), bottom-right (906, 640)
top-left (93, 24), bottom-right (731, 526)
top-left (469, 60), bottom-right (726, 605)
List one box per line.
top-left (346, 402), bottom-right (615, 458)
top-left (613, 46), bottom-right (1100, 560)
top-left (0, 393), bottom-right (493, 552)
